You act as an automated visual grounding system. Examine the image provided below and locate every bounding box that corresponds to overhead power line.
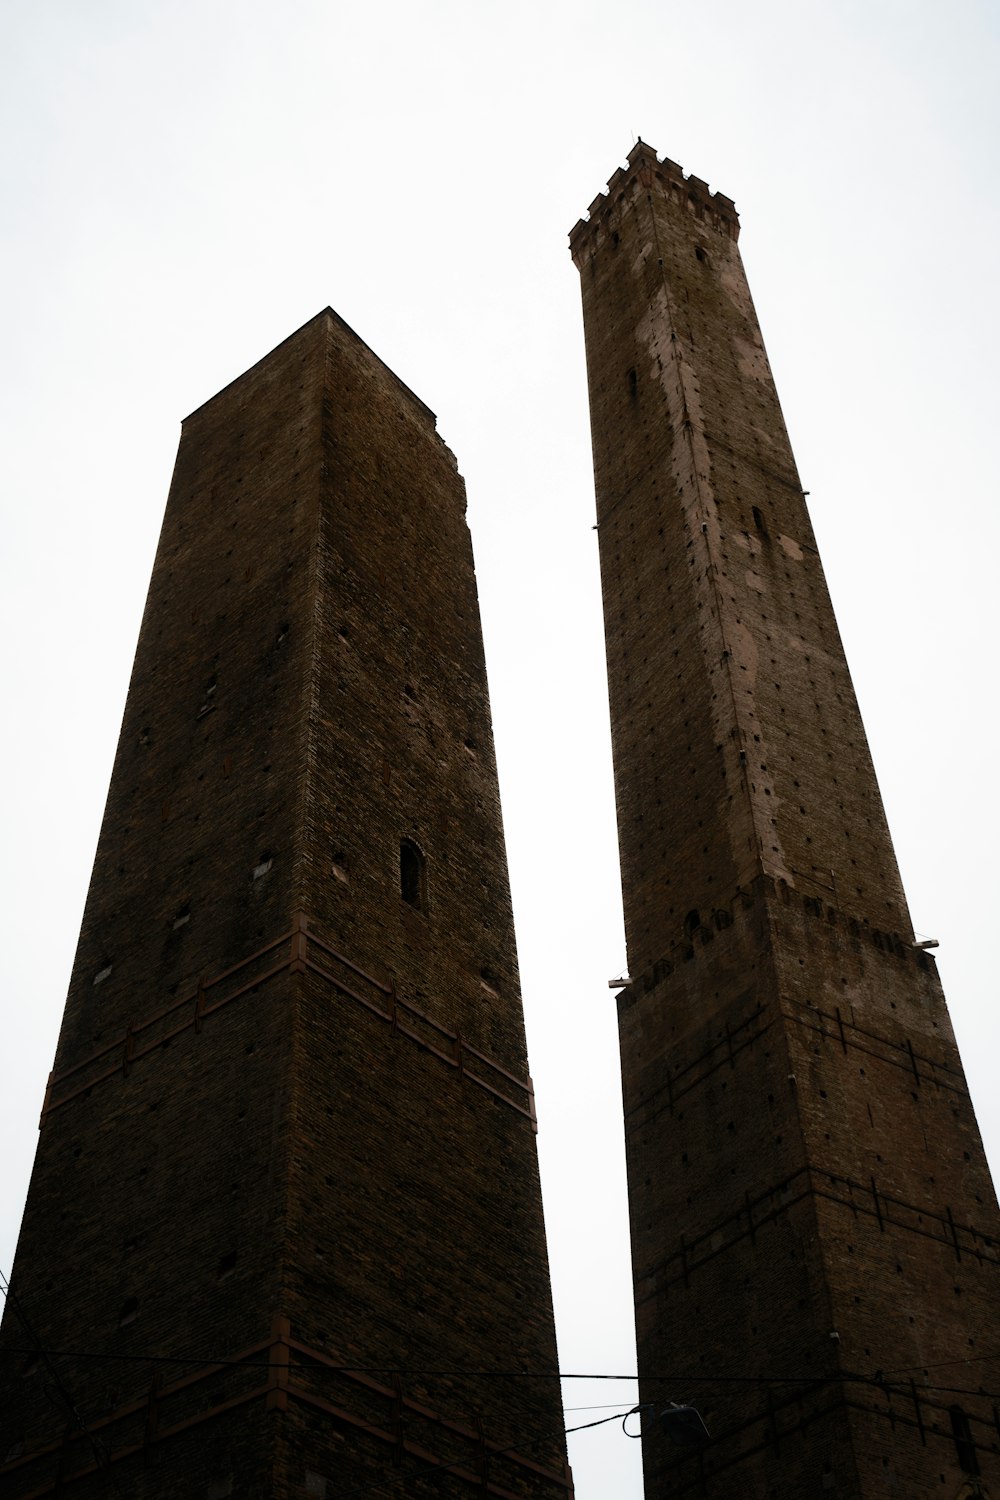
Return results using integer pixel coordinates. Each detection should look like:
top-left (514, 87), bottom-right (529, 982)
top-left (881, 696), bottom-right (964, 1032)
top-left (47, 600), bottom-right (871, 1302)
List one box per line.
top-left (1, 1341), bottom-right (998, 1403)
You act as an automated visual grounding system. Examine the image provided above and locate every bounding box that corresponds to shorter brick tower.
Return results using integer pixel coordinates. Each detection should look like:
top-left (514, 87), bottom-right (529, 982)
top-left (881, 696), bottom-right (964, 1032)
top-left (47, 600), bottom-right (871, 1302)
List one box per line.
top-left (571, 144), bottom-right (1000, 1497)
top-left (0, 310), bottom-right (572, 1500)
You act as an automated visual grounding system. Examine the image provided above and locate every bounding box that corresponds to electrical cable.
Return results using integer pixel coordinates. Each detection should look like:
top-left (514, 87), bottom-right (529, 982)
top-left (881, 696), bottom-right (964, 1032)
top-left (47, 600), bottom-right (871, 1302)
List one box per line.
top-left (0, 1271), bottom-right (113, 1482)
top-left (332, 1402), bottom-right (649, 1500)
top-left (3, 1271), bottom-right (994, 1403)
top-left (2, 1343), bottom-right (996, 1402)
top-left (565, 1405), bottom-right (645, 1436)
top-left (4, 1341), bottom-right (997, 1415)
top-left (563, 1401), bottom-right (640, 1412)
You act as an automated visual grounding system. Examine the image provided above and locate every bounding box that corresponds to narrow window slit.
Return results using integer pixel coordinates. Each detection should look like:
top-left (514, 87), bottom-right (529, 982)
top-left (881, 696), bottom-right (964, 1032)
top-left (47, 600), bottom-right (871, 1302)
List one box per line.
top-left (400, 840), bottom-right (426, 911)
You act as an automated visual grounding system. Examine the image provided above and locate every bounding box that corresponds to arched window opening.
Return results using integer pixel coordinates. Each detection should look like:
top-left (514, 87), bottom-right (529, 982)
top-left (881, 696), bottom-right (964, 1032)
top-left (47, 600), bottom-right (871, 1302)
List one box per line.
top-left (400, 840), bottom-right (426, 911)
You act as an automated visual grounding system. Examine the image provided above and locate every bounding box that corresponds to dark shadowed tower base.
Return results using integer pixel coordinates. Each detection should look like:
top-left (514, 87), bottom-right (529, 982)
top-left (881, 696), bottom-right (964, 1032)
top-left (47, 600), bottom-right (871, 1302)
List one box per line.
top-left (571, 143), bottom-right (1000, 1498)
top-left (0, 310), bottom-right (572, 1500)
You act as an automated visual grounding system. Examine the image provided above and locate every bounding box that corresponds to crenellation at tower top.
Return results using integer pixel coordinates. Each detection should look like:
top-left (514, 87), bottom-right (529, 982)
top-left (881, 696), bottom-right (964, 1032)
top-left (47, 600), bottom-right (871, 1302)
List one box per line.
top-left (569, 140), bottom-right (739, 265)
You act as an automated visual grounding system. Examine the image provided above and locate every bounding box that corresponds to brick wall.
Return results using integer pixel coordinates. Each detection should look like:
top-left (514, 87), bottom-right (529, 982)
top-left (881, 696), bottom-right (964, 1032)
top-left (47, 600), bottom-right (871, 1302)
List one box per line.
top-left (572, 144), bottom-right (1000, 1496)
top-left (0, 311), bottom-right (570, 1499)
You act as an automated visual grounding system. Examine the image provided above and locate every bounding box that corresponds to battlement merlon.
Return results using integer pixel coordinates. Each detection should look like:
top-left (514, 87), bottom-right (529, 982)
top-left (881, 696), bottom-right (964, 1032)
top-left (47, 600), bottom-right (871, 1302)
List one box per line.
top-left (568, 141), bottom-right (740, 266)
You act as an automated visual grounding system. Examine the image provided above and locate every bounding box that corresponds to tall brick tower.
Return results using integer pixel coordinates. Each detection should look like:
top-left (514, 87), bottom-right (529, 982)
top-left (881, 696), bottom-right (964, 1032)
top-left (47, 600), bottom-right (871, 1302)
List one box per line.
top-left (571, 144), bottom-right (1000, 1497)
top-left (0, 310), bottom-right (572, 1500)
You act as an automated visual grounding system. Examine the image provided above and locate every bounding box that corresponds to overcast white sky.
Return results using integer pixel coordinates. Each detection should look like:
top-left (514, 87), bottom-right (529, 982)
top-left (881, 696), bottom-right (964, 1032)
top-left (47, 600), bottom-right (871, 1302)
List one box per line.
top-left (2, 3), bottom-right (998, 1495)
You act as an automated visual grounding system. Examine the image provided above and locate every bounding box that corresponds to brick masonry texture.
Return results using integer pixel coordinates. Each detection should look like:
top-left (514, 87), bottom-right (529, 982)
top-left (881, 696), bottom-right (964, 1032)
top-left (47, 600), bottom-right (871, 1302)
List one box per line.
top-left (0, 310), bottom-right (571, 1498)
top-left (571, 143), bottom-right (1000, 1496)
